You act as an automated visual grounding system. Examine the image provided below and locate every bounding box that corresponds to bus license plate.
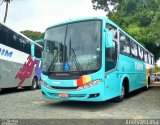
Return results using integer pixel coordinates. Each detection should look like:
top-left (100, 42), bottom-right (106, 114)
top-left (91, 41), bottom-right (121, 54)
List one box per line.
top-left (58, 93), bottom-right (69, 98)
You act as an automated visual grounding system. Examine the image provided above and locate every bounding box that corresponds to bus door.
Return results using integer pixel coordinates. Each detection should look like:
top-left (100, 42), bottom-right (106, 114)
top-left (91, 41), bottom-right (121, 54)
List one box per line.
top-left (104, 23), bottom-right (119, 97)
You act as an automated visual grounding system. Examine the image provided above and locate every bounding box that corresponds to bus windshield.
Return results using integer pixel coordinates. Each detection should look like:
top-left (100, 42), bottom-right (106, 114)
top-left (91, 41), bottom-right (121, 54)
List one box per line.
top-left (42, 20), bottom-right (101, 74)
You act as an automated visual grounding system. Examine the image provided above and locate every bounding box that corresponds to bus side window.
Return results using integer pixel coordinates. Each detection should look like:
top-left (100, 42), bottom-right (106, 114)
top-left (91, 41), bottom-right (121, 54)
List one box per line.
top-left (144, 51), bottom-right (148, 63)
top-left (35, 44), bottom-right (42, 58)
top-left (106, 23), bottom-right (117, 40)
top-left (131, 41), bottom-right (138, 58)
top-left (120, 32), bottom-right (130, 56)
top-left (138, 46), bottom-right (144, 60)
top-left (35, 42), bottom-right (44, 58)
top-left (148, 54), bottom-right (151, 64)
top-left (105, 23), bottom-right (118, 72)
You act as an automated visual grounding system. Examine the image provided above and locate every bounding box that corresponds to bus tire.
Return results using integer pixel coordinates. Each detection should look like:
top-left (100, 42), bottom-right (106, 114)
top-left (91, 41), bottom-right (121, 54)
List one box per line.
top-left (31, 77), bottom-right (38, 90)
top-left (114, 83), bottom-right (125, 102)
top-left (114, 78), bottom-right (129, 102)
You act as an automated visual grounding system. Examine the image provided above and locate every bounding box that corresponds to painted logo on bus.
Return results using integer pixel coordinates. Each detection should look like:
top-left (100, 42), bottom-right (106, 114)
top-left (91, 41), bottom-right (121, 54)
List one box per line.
top-left (0, 47), bottom-right (13, 57)
top-left (15, 55), bottom-right (38, 87)
top-left (135, 62), bottom-right (143, 71)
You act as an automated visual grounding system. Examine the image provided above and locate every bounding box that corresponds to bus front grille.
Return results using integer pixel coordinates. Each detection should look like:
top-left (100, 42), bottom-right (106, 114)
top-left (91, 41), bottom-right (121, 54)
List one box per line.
top-left (51, 86), bottom-right (78, 90)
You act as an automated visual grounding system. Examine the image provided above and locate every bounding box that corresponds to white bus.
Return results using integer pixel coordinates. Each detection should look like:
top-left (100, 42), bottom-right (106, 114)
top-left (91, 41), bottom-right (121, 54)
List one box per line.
top-left (0, 22), bottom-right (42, 90)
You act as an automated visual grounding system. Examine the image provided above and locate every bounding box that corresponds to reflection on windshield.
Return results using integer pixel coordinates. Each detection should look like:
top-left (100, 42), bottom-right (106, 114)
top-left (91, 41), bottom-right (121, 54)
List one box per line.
top-left (69, 43), bottom-right (82, 75)
top-left (42, 20), bottom-right (101, 73)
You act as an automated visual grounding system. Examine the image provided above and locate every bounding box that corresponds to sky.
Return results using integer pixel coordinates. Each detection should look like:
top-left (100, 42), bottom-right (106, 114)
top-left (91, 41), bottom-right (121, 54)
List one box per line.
top-left (0, 0), bottom-right (106, 32)
top-left (0, 0), bottom-right (159, 65)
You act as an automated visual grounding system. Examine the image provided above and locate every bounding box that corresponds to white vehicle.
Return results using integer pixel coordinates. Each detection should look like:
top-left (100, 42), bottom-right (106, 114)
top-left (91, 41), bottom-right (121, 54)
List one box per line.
top-left (0, 22), bottom-right (42, 90)
top-left (155, 73), bottom-right (160, 82)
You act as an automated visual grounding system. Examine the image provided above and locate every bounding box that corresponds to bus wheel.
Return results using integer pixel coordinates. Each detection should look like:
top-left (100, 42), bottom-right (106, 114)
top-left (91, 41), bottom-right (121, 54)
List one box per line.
top-left (0, 88), bottom-right (2, 93)
top-left (114, 83), bottom-right (125, 102)
top-left (31, 77), bottom-right (38, 90)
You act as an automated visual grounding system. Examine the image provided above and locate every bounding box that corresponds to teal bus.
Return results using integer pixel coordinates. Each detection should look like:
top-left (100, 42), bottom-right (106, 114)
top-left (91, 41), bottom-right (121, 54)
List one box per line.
top-left (32, 17), bottom-right (155, 102)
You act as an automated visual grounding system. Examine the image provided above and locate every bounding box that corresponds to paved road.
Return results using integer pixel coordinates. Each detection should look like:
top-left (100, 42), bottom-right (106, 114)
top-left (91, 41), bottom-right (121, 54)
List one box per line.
top-left (0, 87), bottom-right (160, 119)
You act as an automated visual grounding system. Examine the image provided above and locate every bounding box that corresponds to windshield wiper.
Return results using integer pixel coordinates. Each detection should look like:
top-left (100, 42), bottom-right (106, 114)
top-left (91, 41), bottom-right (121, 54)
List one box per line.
top-left (47, 51), bottom-right (59, 73)
top-left (69, 39), bottom-right (82, 75)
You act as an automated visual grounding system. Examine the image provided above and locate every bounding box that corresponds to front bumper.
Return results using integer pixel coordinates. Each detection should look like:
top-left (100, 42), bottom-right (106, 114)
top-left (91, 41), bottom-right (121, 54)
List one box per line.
top-left (41, 82), bottom-right (106, 102)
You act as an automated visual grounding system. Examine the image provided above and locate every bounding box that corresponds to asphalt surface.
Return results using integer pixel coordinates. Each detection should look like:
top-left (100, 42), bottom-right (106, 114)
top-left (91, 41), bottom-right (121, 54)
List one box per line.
top-left (0, 87), bottom-right (160, 119)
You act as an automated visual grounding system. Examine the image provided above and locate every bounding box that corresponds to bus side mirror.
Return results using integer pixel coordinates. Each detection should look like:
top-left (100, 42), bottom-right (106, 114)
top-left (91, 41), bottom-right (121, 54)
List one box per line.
top-left (31, 39), bottom-right (44, 61)
top-left (106, 32), bottom-right (113, 48)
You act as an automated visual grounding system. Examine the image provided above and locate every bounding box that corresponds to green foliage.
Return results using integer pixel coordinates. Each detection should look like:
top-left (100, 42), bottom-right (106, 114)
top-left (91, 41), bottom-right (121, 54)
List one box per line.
top-left (155, 66), bottom-right (160, 73)
top-left (21, 30), bottom-right (44, 41)
top-left (92, 0), bottom-right (120, 12)
top-left (92, 0), bottom-right (160, 61)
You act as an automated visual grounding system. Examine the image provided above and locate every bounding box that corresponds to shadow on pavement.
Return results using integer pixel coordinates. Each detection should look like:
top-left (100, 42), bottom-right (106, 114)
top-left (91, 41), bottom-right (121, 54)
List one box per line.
top-left (43, 99), bottom-right (117, 111)
top-left (125, 87), bottom-right (145, 99)
top-left (42, 88), bottom-right (148, 111)
top-left (0, 87), bottom-right (33, 95)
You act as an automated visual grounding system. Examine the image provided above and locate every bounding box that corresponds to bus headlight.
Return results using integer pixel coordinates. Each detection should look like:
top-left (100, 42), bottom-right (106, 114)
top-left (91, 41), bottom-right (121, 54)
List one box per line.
top-left (78, 79), bottom-right (102, 90)
top-left (41, 81), bottom-right (52, 89)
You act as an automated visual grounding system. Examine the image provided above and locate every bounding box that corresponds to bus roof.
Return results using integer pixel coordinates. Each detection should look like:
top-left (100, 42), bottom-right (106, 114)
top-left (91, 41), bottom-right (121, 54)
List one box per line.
top-left (47, 17), bottom-right (105, 29)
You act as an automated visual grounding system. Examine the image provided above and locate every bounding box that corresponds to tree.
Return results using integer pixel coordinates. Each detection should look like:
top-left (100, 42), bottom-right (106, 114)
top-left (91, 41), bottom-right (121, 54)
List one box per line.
top-left (92, 0), bottom-right (121, 14)
top-left (21, 30), bottom-right (44, 41)
top-left (92, 0), bottom-right (160, 61)
top-left (155, 66), bottom-right (160, 73)
top-left (0, 0), bottom-right (12, 23)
